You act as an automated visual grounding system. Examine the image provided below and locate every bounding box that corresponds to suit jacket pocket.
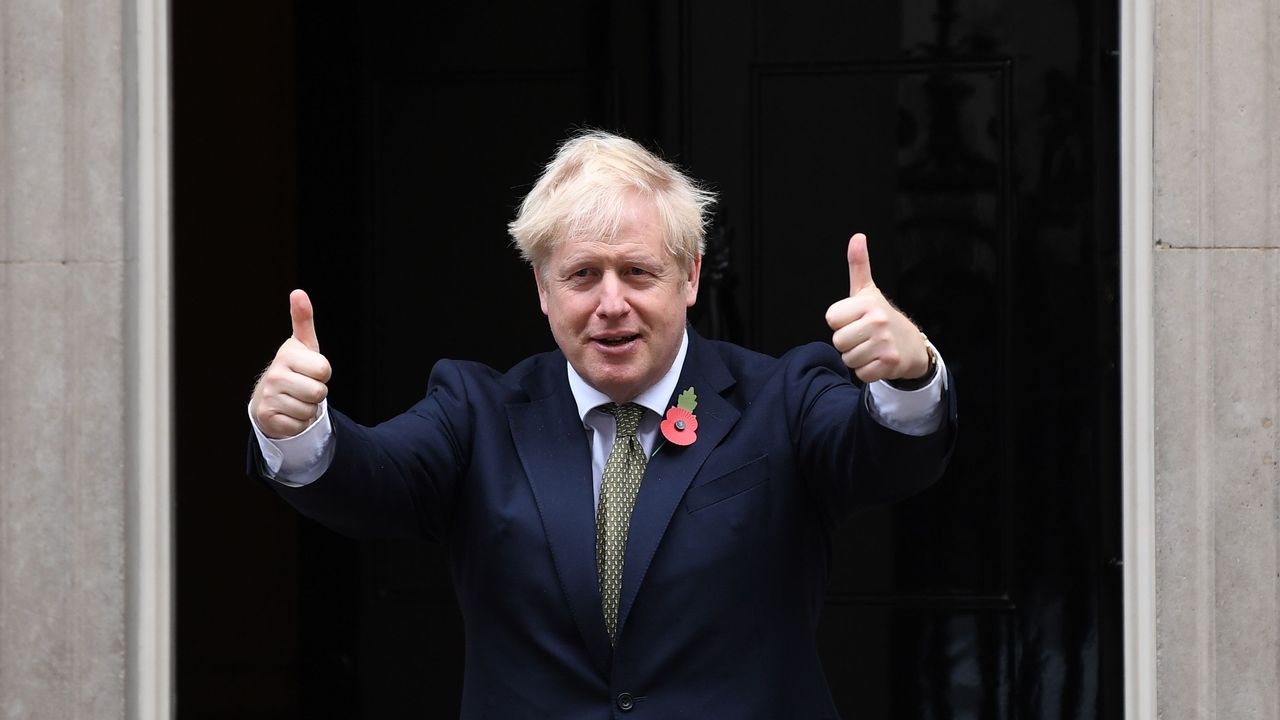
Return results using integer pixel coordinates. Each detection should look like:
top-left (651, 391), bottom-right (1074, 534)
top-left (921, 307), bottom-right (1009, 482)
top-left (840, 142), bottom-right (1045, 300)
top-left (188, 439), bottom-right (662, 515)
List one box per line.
top-left (685, 454), bottom-right (769, 513)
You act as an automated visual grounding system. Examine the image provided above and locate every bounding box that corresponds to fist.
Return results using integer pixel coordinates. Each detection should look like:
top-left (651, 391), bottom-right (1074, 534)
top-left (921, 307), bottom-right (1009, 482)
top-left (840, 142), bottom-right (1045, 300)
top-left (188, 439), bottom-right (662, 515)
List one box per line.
top-left (824, 233), bottom-right (930, 384)
top-left (250, 289), bottom-right (333, 439)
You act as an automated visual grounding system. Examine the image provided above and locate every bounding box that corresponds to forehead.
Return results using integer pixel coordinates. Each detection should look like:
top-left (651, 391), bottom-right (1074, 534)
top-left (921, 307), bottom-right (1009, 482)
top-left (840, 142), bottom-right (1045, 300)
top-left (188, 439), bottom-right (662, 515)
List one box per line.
top-left (550, 195), bottom-right (672, 264)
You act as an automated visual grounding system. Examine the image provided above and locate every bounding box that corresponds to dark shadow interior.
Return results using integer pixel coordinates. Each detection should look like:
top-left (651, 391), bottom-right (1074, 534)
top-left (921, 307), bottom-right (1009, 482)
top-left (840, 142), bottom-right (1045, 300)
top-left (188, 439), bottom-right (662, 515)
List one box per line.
top-left (173, 2), bottom-right (1122, 717)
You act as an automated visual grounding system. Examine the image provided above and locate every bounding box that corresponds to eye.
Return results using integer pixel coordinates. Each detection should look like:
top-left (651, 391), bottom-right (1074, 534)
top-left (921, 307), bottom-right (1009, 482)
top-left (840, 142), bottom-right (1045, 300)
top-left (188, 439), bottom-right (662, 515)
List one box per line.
top-left (626, 266), bottom-right (648, 276)
top-left (571, 268), bottom-right (593, 278)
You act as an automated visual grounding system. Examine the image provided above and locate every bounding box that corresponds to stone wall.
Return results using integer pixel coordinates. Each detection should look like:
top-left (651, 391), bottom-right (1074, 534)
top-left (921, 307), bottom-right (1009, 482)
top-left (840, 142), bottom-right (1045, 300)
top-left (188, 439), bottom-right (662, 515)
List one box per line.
top-left (2, 0), bottom-right (1278, 717)
top-left (0, 0), bottom-right (129, 717)
top-left (1154, 0), bottom-right (1280, 716)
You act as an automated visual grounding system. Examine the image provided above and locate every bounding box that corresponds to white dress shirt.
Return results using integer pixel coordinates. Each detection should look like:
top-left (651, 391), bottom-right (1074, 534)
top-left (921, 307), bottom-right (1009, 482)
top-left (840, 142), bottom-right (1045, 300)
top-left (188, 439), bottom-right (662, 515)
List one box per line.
top-left (251, 330), bottom-right (949, 497)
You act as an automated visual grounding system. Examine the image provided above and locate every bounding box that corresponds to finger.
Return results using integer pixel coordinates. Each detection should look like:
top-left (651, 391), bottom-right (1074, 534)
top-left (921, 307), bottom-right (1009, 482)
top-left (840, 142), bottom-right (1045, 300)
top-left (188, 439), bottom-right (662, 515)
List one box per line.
top-left (250, 380), bottom-right (319, 437)
top-left (852, 358), bottom-right (892, 384)
top-left (290, 289), bottom-right (320, 352)
top-left (831, 321), bottom-right (868, 354)
top-left (280, 340), bottom-right (333, 382)
top-left (825, 296), bottom-right (867, 331)
top-left (840, 341), bottom-right (883, 373)
top-left (261, 414), bottom-right (312, 440)
top-left (264, 393), bottom-right (321, 423)
top-left (272, 372), bottom-right (330, 405)
top-left (847, 233), bottom-right (875, 296)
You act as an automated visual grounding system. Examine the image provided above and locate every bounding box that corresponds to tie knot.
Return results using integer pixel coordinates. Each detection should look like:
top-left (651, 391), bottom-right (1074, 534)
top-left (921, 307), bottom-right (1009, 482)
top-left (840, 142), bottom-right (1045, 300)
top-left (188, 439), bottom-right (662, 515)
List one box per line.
top-left (602, 402), bottom-right (644, 435)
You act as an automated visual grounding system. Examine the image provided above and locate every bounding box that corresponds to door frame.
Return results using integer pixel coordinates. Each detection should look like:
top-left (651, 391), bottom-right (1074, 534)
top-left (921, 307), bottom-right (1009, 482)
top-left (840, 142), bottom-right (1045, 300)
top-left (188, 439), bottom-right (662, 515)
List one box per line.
top-left (1119, 0), bottom-right (1157, 717)
top-left (126, 0), bottom-right (173, 717)
top-left (129, 0), bottom-right (1157, 716)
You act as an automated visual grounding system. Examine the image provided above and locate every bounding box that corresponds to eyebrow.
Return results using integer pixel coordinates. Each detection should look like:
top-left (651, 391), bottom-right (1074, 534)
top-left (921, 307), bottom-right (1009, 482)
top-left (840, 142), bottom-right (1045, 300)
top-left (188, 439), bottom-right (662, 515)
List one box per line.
top-left (557, 250), bottom-right (664, 268)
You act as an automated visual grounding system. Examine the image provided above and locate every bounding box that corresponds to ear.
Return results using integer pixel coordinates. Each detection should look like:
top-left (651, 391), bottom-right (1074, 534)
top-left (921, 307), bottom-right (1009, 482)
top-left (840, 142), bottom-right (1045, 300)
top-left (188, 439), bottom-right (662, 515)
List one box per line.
top-left (534, 266), bottom-right (550, 316)
top-left (684, 254), bottom-right (702, 308)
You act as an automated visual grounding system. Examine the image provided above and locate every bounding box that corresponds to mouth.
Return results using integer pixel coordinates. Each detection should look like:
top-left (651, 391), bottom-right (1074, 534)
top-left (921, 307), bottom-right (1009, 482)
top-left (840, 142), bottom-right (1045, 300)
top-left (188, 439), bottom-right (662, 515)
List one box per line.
top-left (592, 333), bottom-right (641, 349)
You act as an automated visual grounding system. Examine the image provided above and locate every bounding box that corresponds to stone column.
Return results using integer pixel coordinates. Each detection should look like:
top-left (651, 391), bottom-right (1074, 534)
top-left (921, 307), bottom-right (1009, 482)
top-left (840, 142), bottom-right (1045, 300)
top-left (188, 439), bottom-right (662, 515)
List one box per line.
top-left (0, 0), bottom-right (130, 717)
top-left (1154, 0), bottom-right (1280, 716)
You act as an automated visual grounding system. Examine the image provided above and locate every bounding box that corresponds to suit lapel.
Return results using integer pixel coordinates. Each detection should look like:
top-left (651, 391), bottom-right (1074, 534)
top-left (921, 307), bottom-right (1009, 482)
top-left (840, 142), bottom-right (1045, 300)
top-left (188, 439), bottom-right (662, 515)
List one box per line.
top-left (615, 331), bottom-right (740, 638)
top-left (508, 357), bottom-right (614, 674)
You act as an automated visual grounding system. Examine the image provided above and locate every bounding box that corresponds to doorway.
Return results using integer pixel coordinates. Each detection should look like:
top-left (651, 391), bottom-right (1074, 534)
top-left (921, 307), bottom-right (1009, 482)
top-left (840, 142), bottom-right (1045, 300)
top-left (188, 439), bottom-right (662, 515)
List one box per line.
top-left (173, 1), bottom-right (1122, 716)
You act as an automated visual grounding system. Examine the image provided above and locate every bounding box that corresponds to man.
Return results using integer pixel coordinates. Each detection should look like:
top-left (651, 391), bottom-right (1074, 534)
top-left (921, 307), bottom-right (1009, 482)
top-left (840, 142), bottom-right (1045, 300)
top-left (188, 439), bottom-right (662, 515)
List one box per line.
top-left (249, 131), bottom-right (955, 718)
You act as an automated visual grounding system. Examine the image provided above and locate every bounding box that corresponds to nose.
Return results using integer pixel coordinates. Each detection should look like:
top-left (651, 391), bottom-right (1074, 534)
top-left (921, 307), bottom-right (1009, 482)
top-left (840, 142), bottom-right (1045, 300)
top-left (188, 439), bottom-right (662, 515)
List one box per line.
top-left (595, 272), bottom-right (631, 318)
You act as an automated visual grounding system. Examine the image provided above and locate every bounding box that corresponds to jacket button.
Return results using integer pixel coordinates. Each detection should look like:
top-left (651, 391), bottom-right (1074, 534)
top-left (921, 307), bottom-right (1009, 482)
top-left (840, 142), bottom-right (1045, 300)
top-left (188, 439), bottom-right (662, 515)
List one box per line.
top-left (616, 692), bottom-right (634, 711)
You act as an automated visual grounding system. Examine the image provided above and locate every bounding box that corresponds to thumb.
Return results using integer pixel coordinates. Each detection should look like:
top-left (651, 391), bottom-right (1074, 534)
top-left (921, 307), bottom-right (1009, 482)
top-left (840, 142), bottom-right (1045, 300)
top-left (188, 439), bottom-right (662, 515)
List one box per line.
top-left (290, 289), bottom-right (320, 351)
top-left (847, 233), bottom-right (875, 295)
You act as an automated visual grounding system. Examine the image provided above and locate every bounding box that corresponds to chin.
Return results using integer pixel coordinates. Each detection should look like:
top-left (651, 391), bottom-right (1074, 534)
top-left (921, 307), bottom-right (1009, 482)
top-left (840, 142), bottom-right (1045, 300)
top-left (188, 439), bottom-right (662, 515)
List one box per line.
top-left (593, 375), bottom-right (639, 399)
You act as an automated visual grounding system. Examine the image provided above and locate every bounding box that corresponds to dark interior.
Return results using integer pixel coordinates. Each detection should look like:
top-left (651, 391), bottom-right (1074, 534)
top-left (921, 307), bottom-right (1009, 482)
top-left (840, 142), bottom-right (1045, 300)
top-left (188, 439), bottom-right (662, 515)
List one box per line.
top-left (173, 1), bottom-right (1122, 716)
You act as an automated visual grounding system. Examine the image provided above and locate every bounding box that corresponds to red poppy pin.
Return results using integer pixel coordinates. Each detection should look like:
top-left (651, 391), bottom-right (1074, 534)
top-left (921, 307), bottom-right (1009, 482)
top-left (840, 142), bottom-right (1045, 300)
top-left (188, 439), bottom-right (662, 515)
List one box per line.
top-left (660, 387), bottom-right (699, 446)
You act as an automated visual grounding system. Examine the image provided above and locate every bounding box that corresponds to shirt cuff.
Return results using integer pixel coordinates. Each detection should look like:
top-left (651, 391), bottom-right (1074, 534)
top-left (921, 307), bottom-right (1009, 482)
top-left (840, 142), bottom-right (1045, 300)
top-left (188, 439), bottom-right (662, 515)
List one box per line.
top-left (864, 345), bottom-right (949, 437)
top-left (248, 400), bottom-right (335, 487)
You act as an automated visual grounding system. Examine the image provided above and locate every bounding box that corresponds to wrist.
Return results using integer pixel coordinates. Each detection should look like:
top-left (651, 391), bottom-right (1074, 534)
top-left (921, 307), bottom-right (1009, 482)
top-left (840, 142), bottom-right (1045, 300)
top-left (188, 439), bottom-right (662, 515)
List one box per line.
top-left (886, 337), bottom-right (937, 391)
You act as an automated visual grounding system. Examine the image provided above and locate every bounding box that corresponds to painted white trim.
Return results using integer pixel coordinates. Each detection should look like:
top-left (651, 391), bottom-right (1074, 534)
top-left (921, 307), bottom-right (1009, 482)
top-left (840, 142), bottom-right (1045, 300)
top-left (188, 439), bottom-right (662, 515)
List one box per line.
top-left (124, 0), bottom-right (173, 716)
top-left (1120, 0), bottom-right (1157, 717)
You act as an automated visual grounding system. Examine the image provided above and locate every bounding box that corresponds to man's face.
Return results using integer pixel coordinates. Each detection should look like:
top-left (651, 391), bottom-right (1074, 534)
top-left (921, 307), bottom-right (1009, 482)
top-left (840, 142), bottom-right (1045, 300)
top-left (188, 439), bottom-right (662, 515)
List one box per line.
top-left (535, 195), bottom-right (701, 402)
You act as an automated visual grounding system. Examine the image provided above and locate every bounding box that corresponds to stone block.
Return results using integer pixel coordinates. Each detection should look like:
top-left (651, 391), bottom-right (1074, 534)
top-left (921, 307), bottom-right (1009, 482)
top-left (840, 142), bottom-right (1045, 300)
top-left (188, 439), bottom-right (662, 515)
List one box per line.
top-left (1152, 248), bottom-right (1208, 720)
top-left (1, 0), bottom-right (67, 262)
top-left (1207, 0), bottom-right (1271, 247)
top-left (1, 261), bottom-right (73, 719)
top-left (0, 260), bottom-right (126, 720)
top-left (1154, 246), bottom-right (1280, 719)
top-left (1154, 0), bottom-right (1201, 248)
top-left (1155, 0), bottom-right (1279, 248)
top-left (63, 0), bottom-right (124, 263)
top-left (0, 0), bottom-right (124, 264)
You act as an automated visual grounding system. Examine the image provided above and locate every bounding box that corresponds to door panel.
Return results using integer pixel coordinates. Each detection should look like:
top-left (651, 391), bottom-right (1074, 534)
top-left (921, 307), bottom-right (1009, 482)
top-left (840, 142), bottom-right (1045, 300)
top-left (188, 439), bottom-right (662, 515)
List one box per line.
top-left (681, 2), bottom-right (1119, 716)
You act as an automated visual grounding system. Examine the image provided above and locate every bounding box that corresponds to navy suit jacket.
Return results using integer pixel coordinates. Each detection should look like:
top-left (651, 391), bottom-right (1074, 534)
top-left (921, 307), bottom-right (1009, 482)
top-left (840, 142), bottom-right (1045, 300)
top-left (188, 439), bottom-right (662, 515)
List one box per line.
top-left (255, 329), bottom-right (956, 719)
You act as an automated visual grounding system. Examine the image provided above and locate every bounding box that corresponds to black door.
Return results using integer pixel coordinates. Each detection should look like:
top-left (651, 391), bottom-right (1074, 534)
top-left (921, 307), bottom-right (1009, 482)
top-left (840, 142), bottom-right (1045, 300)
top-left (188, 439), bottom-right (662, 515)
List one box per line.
top-left (175, 1), bottom-right (1121, 717)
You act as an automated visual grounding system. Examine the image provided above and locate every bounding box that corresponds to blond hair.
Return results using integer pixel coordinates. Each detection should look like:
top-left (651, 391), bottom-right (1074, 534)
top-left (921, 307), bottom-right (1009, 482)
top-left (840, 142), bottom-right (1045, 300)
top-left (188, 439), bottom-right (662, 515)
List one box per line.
top-left (508, 130), bottom-right (716, 270)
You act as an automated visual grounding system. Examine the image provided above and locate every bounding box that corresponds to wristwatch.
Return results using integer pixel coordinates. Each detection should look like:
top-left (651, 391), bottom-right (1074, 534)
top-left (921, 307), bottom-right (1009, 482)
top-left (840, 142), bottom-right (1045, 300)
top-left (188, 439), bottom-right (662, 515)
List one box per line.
top-left (885, 336), bottom-right (937, 391)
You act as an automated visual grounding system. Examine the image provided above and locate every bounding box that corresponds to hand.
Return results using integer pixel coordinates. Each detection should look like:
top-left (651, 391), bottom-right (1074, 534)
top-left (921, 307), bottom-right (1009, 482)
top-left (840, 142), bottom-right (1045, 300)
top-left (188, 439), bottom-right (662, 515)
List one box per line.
top-left (250, 289), bottom-right (333, 439)
top-left (824, 233), bottom-right (930, 383)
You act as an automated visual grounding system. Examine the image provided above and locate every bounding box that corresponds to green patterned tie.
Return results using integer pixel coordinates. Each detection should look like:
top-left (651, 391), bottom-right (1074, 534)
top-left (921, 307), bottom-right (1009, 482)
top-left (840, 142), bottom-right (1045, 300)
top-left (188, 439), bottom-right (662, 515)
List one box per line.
top-left (596, 402), bottom-right (647, 643)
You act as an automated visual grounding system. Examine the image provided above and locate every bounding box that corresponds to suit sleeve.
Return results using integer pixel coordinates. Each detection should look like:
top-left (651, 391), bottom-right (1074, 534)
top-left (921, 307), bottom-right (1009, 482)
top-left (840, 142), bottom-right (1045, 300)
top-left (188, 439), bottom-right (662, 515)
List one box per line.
top-left (247, 360), bottom-right (475, 542)
top-left (786, 343), bottom-right (957, 525)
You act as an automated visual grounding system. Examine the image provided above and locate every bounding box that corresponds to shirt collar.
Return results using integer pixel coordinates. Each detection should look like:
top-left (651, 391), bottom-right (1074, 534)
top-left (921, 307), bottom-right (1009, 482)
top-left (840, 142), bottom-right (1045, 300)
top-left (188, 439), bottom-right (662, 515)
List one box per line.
top-left (566, 329), bottom-right (689, 424)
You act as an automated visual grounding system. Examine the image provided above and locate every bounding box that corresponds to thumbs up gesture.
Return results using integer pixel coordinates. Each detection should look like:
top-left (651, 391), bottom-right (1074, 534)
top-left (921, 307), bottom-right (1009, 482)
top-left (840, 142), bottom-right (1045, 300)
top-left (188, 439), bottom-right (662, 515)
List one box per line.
top-left (250, 289), bottom-right (333, 439)
top-left (824, 234), bottom-right (931, 384)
